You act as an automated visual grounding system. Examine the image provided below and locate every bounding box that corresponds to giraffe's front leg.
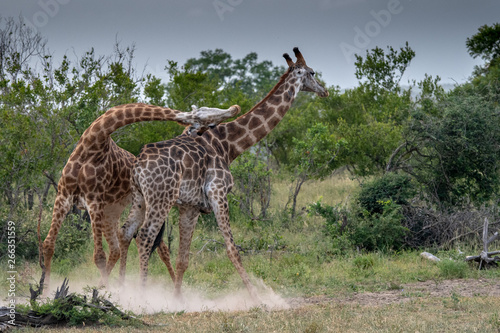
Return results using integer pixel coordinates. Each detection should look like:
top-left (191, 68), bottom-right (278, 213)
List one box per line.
top-left (102, 200), bottom-right (128, 282)
top-left (42, 192), bottom-right (72, 293)
top-left (136, 204), bottom-right (173, 288)
top-left (87, 202), bottom-right (108, 286)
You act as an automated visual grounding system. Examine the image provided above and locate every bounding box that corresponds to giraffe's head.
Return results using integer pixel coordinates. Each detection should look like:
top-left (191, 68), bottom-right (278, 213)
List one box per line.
top-left (283, 47), bottom-right (329, 98)
top-left (181, 104), bottom-right (241, 135)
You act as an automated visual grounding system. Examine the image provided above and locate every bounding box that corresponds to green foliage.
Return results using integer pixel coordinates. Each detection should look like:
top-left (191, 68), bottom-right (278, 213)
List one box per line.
top-left (285, 123), bottom-right (345, 218)
top-left (466, 23), bottom-right (500, 63)
top-left (320, 44), bottom-right (414, 177)
top-left (414, 74), bottom-right (446, 116)
top-left (357, 173), bottom-right (416, 215)
top-left (309, 200), bottom-right (347, 237)
top-left (183, 49), bottom-right (284, 101)
top-left (51, 214), bottom-right (91, 259)
top-left (352, 253), bottom-right (377, 270)
top-left (354, 42), bottom-right (416, 92)
top-left (409, 87), bottom-right (500, 206)
top-left (336, 117), bottom-right (403, 176)
top-left (268, 93), bottom-right (321, 164)
top-left (310, 197), bottom-right (408, 252)
top-left (350, 201), bottom-right (408, 251)
top-left (438, 259), bottom-right (469, 279)
top-left (230, 146), bottom-right (272, 222)
top-left (290, 123), bottom-right (345, 180)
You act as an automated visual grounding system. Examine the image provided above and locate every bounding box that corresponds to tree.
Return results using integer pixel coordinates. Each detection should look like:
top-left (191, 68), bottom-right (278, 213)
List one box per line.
top-left (466, 23), bottom-right (500, 65)
top-left (230, 145), bottom-right (273, 222)
top-left (354, 42), bottom-right (415, 92)
top-left (0, 16), bottom-right (147, 229)
top-left (183, 49), bottom-right (284, 101)
top-left (406, 85), bottom-right (500, 207)
top-left (285, 123), bottom-right (345, 219)
top-left (319, 44), bottom-right (415, 177)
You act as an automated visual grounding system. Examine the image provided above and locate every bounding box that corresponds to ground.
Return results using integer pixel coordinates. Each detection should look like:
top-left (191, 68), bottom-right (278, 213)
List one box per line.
top-left (290, 278), bottom-right (500, 307)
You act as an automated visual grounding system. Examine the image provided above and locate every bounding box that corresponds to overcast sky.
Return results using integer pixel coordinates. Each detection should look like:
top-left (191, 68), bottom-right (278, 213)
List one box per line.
top-left (2, 0), bottom-right (499, 89)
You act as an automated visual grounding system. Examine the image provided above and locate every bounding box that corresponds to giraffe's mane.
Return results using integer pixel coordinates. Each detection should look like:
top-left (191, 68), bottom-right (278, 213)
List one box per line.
top-left (232, 67), bottom-right (293, 121)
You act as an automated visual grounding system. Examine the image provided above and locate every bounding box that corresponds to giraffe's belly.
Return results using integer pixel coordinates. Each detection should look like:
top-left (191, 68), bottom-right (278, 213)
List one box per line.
top-left (175, 179), bottom-right (212, 213)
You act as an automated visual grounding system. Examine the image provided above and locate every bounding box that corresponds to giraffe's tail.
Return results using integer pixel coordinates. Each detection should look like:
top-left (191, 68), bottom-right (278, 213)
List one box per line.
top-left (150, 221), bottom-right (165, 257)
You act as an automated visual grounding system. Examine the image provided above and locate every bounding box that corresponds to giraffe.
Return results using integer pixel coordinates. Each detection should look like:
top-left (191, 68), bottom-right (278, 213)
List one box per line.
top-left (41, 102), bottom-right (241, 290)
top-left (120, 47), bottom-right (329, 299)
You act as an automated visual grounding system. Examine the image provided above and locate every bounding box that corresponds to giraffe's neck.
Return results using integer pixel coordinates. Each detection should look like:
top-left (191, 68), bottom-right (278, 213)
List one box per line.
top-left (218, 69), bottom-right (299, 162)
top-left (81, 103), bottom-right (183, 147)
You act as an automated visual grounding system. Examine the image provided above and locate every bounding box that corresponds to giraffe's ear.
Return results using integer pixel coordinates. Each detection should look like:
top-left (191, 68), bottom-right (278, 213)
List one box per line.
top-left (283, 53), bottom-right (294, 67)
top-left (293, 47), bottom-right (306, 66)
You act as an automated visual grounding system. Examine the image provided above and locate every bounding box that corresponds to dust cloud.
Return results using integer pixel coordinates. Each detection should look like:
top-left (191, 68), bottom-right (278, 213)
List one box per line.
top-left (42, 276), bottom-right (289, 314)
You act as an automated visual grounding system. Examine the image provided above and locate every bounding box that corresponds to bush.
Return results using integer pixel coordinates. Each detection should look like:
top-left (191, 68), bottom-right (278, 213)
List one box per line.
top-left (349, 201), bottom-right (408, 251)
top-left (402, 204), bottom-right (500, 248)
top-left (409, 88), bottom-right (500, 207)
top-left (230, 148), bottom-right (272, 222)
top-left (357, 172), bottom-right (416, 215)
top-left (310, 199), bottom-right (408, 252)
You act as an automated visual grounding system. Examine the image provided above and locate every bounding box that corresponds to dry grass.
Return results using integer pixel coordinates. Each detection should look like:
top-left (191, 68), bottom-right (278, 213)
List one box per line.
top-left (271, 170), bottom-right (360, 211)
top-left (18, 295), bottom-right (500, 332)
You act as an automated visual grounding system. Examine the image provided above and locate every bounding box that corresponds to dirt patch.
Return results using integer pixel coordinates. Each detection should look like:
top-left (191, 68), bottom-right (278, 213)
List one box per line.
top-left (288, 279), bottom-right (500, 308)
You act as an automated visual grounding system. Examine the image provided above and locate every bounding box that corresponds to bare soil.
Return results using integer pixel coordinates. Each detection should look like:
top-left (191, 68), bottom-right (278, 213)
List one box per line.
top-left (288, 278), bottom-right (500, 308)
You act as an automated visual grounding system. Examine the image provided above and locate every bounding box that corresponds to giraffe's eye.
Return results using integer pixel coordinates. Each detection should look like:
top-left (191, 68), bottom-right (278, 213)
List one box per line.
top-left (310, 71), bottom-right (315, 76)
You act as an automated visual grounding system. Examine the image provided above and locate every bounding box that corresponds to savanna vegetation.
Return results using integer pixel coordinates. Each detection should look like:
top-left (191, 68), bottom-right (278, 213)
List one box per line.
top-left (1, 16), bottom-right (500, 331)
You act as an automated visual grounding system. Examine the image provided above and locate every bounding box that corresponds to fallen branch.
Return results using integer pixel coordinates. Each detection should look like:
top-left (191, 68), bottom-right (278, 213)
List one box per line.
top-left (465, 218), bottom-right (500, 269)
top-left (0, 280), bottom-right (145, 329)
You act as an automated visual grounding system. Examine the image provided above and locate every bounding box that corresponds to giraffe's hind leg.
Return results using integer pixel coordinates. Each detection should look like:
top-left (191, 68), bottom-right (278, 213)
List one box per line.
top-left (157, 240), bottom-right (176, 284)
top-left (118, 187), bottom-right (145, 285)
top-left (173, 206), bottom-right (200, 298)
top-left (101, 199), bottom-right (129, 285)
top-left (136, 198), bottom-right (177, 288)
top-left (42, 191), bottom-right (73, 292)
top-left (86, 201), bottom-right (108, 286)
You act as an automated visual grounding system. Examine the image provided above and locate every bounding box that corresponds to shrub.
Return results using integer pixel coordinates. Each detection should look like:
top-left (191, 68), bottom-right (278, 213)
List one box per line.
top-left (357, 172), bottom-right (416, 215)
top-left (349, 201), bottom-right (408, 251)
top-left (310, 199), bottom-right (408, 252)
top-left (230, 148), bottom-right (272, 222)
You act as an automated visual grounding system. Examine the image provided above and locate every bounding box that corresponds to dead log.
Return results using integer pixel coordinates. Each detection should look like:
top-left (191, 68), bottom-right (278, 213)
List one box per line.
top-left (465, 218), bottom-right (500, 269)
